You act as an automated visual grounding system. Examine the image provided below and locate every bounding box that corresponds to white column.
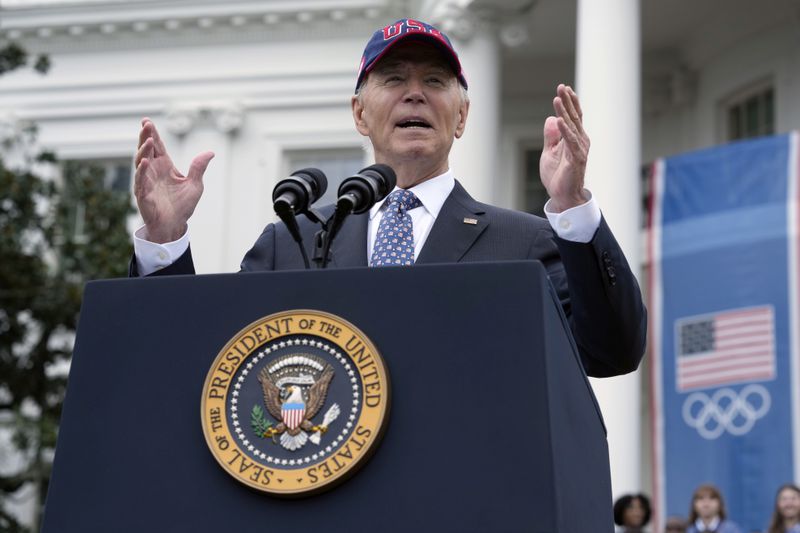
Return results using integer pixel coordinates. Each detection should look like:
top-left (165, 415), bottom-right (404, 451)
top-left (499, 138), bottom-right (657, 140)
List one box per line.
top-left (445, 16), bottom-right (500, 205)
top-left (165, 103), bottom-right (243, 274)
top-left (575, 0), bottom-right (643, 499)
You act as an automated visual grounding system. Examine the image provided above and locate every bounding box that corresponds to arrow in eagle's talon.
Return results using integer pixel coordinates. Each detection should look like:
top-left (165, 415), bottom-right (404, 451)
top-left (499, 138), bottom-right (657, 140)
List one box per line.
top-left (310, 403), bottom-right (341, 445)
top-left (309, 425), bottom-right (329, 445)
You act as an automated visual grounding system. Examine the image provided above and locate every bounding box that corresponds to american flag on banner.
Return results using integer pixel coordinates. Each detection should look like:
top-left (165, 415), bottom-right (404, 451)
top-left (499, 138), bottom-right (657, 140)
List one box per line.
top-left (675, 306), bottom-right (776, 391)
top-left (649, 132), bottom-right (800, 533)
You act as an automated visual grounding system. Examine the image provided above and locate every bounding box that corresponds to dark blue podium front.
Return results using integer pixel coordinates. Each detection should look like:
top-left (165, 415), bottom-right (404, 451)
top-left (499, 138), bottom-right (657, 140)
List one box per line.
top-left (43, 261), bottom-right (612, 532)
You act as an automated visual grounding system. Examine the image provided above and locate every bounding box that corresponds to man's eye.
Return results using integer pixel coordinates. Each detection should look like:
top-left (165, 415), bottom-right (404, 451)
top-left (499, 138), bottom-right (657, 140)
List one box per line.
top-left (426, 77), bottom-right (445, 86)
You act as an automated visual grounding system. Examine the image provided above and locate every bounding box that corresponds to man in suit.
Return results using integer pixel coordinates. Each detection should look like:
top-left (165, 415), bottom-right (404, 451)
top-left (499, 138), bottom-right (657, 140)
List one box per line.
top-left (132, 18), bottom-right (646, 378)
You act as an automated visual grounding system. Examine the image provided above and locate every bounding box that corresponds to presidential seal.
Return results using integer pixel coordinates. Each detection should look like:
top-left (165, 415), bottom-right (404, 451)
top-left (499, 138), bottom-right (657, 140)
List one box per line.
top-left (201, 310), bottom-right (390, 496)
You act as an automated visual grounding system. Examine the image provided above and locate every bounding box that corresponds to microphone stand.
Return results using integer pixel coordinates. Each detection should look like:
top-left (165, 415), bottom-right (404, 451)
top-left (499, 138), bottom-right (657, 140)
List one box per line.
top-left (273, 202), bottom-right (310, 269)
top-left (313, 164), bottom-right (396, 268)
top-left (317, 198), bottom-right (355, 269)
top-left (308, 208), bottom-right (332, 269)
top-left (274, 202), bottom-right (336, 270)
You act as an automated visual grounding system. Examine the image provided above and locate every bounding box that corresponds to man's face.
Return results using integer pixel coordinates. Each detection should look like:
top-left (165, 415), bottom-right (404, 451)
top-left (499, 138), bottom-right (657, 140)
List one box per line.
top-left (351, 41), bottom-right (469, 177)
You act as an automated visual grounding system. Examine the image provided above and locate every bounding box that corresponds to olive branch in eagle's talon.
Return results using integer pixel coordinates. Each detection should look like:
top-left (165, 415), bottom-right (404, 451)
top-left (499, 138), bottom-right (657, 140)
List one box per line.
top-left (250, 404), bottom-right (273, 438)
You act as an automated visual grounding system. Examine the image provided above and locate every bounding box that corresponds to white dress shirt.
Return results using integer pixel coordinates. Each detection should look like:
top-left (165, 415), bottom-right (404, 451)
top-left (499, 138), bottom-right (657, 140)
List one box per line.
top-left (133, 169), bottom-right (601, 275)
top-left (693, 516), bottom-right (720, 532)
top-left (367, 170), bottom-right (455, 260)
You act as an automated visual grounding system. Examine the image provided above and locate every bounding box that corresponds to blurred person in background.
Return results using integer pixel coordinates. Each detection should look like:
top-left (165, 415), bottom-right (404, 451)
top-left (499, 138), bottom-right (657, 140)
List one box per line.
top-left (614, 493), bottom-right (653, 532)
top-left (665, 516), bottom-right (688, 533)
top-left (767, 484), bottom-right (800, 533)
top-left (687, 484), bottom-right (742, 533)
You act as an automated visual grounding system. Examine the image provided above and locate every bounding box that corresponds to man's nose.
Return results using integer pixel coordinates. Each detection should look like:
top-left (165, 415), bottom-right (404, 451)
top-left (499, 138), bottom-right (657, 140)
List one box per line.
top-left (403, 77), bottom-right (426, 103)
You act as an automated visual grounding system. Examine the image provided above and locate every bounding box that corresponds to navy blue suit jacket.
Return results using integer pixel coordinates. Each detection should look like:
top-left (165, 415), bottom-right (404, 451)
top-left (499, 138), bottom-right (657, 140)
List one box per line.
top-left (135, 181), bottom-right (646, 377)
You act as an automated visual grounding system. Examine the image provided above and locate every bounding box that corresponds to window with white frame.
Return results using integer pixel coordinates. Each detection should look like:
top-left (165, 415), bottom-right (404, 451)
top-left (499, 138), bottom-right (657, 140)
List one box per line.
top-left (725, 83), bottom-right (775, 141)
top-left (61, 157), bottom-right (132, 242)
top-left (285, 148), bottom-right (365, 207)
top-left (522, 147), bottom-right (547, 217)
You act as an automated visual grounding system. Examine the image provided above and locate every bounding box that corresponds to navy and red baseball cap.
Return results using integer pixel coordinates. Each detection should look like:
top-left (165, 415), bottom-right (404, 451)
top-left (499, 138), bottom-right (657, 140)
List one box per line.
top-left (355, 18), bottom-right (468, 93)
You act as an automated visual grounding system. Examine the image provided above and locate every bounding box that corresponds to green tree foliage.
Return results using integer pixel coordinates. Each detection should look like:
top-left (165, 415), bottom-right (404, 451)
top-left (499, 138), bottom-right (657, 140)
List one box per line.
top-left (0, 42), bottom-right (49, 76)
top-left (0, 42), bottom-right (132, 532)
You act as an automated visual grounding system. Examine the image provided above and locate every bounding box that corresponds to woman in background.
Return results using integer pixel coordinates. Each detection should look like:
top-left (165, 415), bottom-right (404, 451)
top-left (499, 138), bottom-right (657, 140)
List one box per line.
top-left (686, 484), bottom-right (742, 533)
top-left (614, 493), bottom-right (652, 532)
top-left (767, 484), bottom-right (800, 533)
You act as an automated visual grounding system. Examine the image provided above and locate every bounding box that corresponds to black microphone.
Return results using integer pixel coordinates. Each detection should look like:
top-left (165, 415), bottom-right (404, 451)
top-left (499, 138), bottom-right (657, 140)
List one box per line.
top-left (316, 164), bottom-right (396, 268)
top-left (335, 164), bottom-right (396, 215)
top-left (272, 168), bottom-right (328, 216)
top-left (272, 168), bottom-right (327, 269)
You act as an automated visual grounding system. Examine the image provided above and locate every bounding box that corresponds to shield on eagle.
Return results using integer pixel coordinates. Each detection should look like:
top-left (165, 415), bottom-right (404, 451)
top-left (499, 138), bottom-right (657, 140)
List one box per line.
top-left (281, 403), bottom-right (305, 430)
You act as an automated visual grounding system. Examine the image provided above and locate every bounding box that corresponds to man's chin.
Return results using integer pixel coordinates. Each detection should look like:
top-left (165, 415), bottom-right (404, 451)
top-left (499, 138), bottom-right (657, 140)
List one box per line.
top-left (391, 139), bottom-right (437, 157)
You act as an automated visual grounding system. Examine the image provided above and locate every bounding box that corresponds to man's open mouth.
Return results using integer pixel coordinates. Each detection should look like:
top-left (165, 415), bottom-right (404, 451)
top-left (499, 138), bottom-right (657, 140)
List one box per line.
top-left (396, 118), bottom-right (432, 129)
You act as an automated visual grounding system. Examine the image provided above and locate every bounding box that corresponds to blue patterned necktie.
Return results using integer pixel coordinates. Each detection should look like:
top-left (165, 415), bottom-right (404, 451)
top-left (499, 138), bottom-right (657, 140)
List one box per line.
top-left (370, 189), bottom-right (422, 267)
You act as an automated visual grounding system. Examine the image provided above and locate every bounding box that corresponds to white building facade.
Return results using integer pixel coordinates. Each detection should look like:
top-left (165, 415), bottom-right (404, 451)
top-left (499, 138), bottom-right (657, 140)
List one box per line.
top-left (2, 0), bottom-right (799, 527)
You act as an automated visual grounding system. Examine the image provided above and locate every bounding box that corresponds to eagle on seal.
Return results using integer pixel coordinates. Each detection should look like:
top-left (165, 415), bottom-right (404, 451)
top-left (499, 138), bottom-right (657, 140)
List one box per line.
top-left (257, 364), bottom-right (334, 451)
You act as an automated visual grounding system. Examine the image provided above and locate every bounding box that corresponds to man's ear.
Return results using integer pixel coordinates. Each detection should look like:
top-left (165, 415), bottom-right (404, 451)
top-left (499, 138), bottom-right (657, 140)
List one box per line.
top-left (454, 98), bottom-right (469, 139)
top-left (351, 95), bottom-right (370, 136)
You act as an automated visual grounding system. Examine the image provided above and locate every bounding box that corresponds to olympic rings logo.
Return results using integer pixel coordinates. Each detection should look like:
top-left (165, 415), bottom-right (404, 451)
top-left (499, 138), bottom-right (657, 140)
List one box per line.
top-left (681, 384), bottom-right (771, 440)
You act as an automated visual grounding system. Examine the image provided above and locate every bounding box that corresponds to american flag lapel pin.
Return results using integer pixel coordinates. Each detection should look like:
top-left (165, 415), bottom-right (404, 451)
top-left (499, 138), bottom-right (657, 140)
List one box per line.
top-left (463, 217), bottom-right (478, 225)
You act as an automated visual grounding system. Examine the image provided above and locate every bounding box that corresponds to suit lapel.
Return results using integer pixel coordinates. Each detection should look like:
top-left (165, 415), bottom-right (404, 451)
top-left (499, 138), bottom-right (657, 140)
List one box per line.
top-left (416, 181), bottom-right (488, 264)
top-left (329, 212), bottom-right (369, 268)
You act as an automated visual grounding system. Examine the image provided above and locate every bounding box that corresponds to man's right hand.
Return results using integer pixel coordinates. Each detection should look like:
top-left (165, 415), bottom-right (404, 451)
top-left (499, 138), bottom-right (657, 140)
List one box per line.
top-left (134, 118), bottom-right (214, 243)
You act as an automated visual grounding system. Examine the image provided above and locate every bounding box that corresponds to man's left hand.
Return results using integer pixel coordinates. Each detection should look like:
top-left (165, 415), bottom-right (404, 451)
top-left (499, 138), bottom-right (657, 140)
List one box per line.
top-left (540, 84), bottom-right (590, 213)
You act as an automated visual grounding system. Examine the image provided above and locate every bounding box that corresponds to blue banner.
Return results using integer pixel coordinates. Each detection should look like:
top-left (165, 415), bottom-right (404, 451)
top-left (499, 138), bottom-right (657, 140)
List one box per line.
top-left (650, 133), bottom-right (800, 532)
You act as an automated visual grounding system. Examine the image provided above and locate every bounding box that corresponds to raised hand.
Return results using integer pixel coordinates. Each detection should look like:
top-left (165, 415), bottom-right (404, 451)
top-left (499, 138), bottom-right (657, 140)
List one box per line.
top-left (133, 118), bottom-right (214, 243)
top-left (540, 84), bottom-right (590, 212)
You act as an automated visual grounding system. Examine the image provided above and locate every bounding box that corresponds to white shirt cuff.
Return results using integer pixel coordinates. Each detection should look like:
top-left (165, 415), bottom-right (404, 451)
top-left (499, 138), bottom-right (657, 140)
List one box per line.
top-left (544, 191), bottom-right (601, 243)
top-left (133, 225), bottom-right (190, 276)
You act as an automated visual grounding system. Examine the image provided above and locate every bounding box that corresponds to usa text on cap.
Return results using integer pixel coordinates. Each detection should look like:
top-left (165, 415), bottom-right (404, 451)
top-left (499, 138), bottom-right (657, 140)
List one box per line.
top-left (355, 18), bottom-right (468, 93)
